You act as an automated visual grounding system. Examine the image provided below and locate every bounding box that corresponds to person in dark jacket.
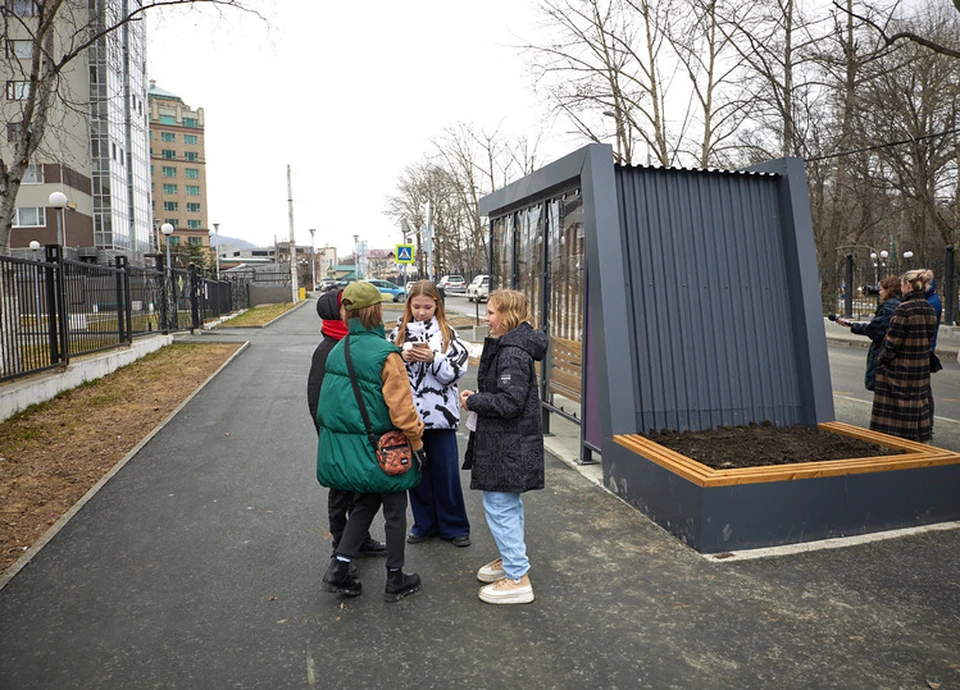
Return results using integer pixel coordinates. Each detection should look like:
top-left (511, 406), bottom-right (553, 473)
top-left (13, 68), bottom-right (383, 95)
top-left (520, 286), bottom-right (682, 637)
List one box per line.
top-left (922, 271), bottom-right (942, 351)
top-left (306, 289), bottom-right (385, 559)
top-left (870, 270), bottom-right (938, 441)
top-left (837, 276), bottom-right (900, 391)
top-left (317, 281), bottom-right (425, 602)
top-left (459, 289), bottom-right (548, 605)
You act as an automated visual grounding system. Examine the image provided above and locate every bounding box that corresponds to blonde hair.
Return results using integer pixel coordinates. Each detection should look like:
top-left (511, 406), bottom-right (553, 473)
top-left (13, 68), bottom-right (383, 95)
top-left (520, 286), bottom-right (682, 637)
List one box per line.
top-left (488, 289), bottom-right (531, 334)
top-left (901, 269), bottom-right (926, 294)
top-left (395, 280), bottom-right (451, 351)
top-left (342, 301), bottom-right (383, 330)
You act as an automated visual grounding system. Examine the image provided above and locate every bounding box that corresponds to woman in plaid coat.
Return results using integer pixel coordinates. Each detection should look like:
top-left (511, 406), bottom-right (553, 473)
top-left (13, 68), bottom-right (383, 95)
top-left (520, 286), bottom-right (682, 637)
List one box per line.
top-left (870, 270), bottom-right (939, 441)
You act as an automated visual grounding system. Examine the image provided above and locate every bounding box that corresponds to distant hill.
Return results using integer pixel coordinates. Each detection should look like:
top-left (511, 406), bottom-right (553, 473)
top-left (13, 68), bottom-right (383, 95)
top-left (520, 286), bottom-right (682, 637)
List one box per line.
top-left (214, 235), bottom-right (256, 249)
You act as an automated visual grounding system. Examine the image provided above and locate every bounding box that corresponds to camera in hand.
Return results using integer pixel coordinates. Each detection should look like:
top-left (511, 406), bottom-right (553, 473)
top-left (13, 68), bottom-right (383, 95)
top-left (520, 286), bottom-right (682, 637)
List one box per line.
top-left (827, 314), bottom-right (838, 321)
top-left (863, 284), bottom-right (881, 296)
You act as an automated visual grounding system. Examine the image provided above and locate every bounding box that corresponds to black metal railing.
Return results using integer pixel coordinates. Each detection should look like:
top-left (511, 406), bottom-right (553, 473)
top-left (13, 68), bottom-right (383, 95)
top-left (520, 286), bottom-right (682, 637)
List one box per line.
top-left (0, 247), bottom-right (246, 383)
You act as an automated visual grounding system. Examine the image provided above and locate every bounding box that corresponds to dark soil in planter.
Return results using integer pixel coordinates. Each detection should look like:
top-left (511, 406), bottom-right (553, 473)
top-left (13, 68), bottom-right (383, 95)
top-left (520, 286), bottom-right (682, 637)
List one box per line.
top-left (644, 422), bottom-right (904, 470)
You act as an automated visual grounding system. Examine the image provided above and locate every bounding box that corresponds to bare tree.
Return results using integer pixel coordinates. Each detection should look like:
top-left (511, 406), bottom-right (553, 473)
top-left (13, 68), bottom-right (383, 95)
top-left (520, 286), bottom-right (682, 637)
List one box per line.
top-left (842, 0), bottom-right (960, 60)
top-left (0, 0), bottom-right (259, 256)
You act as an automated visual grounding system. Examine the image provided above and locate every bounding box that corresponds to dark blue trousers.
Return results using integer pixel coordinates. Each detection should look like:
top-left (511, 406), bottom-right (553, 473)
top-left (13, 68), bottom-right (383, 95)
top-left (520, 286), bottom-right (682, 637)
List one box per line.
top-left (409, 429), bottom-right (470, 539)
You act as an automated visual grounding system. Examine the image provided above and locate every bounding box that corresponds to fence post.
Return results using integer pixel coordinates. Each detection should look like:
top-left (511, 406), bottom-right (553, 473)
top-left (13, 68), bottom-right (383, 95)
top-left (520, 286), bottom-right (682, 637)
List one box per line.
top-left (944, 245), bottom-right (955, 327)
top-left (189, 264), bottom-right (200, 333)
top-left (115, 255), bottom-right (128, 343)
top-left (844, 253), bottom-right (853, 318)
top-left (45, 244), bottom-right (69, 364)
top-left (156, 254), bottom-right (168, 335)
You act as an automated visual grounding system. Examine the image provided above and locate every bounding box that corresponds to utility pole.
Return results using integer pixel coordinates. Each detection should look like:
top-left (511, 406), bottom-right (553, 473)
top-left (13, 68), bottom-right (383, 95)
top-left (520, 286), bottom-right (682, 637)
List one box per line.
top-left (425, 200), bottom-right (434, 281)
top-left (287, 165), bottom-right (299, 303)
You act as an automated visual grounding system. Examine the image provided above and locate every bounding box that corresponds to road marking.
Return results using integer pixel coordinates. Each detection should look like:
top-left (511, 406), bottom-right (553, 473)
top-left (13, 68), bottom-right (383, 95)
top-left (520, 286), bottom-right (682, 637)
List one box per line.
top-left (703, 520), bottom-right (960, 562)
top-left (306, 646), bottom-right (317, 686)
top-left (834, 394), bottom-right (960, 425)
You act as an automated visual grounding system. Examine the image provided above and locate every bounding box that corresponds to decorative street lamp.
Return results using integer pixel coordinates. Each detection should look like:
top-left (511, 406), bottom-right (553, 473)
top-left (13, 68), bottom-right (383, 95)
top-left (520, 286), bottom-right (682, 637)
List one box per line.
top-left (48, 191), bottom-right (68, 246)
top-left (210, 222), bottom-right (221, 279)
top-left (161, 222), bottom-right (175, 331)
top-left (309, 228), bottom-right (317, 291)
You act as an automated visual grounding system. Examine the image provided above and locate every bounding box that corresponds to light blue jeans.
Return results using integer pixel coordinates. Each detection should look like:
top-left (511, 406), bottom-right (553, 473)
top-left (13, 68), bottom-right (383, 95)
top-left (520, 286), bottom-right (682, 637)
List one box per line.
top-left (482, 491), bottom-right (529, 580)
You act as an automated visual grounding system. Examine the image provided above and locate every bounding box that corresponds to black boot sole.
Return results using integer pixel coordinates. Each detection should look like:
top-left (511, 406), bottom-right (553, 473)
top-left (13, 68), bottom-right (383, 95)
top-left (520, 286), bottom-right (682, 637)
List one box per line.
top-left (383, 582), bottom-right (421, 602)
top-left (320, 580), bottom-right (362, 597)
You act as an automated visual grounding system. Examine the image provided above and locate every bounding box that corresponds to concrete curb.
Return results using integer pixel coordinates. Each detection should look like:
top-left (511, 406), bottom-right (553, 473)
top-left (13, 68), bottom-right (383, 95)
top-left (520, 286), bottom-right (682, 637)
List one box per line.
top-left (0, 341), bottom-right (250, 591)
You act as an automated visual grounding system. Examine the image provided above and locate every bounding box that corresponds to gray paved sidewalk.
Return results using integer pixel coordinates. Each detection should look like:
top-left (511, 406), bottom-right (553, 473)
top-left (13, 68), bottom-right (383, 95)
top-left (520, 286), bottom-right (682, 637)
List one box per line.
top-left (1, 302), bottom-right (958, 688)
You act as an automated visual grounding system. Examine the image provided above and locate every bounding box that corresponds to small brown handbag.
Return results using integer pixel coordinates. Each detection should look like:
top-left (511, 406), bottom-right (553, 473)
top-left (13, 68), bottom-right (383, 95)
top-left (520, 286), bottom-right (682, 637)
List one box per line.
top-left (344, 336), bottom-right (414, 476)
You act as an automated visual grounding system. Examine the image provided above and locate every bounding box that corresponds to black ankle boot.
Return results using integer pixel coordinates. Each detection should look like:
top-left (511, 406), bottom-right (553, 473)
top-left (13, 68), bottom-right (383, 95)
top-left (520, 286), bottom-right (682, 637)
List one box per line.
top-left (383, 568), bottom-right (421, 602)
top-left (321, 558), bottom-right (361, 597)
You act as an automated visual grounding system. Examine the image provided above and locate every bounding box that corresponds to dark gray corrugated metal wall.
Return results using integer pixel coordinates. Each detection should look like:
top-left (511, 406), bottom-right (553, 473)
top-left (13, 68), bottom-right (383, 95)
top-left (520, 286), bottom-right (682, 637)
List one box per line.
top-left (616, 165), bottom-right (804, 432)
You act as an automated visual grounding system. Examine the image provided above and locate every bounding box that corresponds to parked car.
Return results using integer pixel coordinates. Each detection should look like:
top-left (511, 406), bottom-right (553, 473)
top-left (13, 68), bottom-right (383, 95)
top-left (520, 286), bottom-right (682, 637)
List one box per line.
top-left (368, 279), bottom-right (406, 302)
top-left (439, 274), bottom-right (467, 292)
top-left (466, 274), bottom-right (490, 302)
top-left (405, 281), bottom-right (417, 293)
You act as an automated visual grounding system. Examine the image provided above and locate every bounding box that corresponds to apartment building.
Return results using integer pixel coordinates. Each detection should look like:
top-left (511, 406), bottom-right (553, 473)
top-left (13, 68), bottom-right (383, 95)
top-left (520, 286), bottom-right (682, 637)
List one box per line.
top-left (147, 81), bottom-right (209, 258)
top-left (1, 0), bottom-right (152, 259)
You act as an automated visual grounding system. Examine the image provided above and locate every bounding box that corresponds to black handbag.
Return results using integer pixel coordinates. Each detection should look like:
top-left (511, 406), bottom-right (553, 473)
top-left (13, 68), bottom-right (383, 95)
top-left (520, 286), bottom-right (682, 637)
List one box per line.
top-left (930, 352), bottom-right (943, 373)
top-left (343, 336), bottom-right (414, 476)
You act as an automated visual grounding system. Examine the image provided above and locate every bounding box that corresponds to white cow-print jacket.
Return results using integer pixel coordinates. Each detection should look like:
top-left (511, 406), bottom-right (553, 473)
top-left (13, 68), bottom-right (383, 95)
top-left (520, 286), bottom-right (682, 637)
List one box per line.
top-left (389, 316), bottom-right (469, 430)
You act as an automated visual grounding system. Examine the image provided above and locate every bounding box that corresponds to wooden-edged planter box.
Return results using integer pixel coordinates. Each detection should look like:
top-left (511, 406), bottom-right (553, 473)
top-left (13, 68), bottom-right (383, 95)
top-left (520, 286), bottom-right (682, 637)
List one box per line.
top-left (608, 422), bottom-right (960, 553)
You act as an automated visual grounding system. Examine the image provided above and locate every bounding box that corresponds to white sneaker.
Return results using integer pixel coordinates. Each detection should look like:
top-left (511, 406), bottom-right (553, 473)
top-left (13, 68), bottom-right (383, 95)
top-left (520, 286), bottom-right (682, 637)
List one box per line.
top-left (478, 573), bottom-right (534, 605)
top-left (477, 558), bottom-right (505, 583)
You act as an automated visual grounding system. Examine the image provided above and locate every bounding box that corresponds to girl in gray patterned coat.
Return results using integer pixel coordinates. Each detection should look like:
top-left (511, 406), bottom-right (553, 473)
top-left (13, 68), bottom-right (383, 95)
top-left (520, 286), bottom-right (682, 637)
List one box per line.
top-left (460, 290), bottom-right (548, 605)
top-left (390, 281), bottom-right (472, 547)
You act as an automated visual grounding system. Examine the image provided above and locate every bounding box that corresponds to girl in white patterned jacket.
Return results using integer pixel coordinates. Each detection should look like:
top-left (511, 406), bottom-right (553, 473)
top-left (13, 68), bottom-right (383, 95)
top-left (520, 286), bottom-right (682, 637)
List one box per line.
top-left (389, 280), bottom-right (472, 547)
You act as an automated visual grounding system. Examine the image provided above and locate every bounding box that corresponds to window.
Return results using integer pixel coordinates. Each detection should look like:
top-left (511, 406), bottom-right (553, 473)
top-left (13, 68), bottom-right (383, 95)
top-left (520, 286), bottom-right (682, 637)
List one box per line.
top-left (14, 207), bottom-right (45, 227)
top-left (167, 236), bottom-right (180, 246)
top-left (161, 166), bottom-right (176, 177)
top-left (22, 163), bottom-right (43, 184)
top-left (183, 134), bottom-right (198, 145)
top-left (161, 149), bottom-right (176, 159)
top-left (7, 122), bottom-right (22, 142)
top-left (164, 219), bottom-right (179, 228)
top-left (6, 0), bottom-right (37, 17)
top-left (6, 80), bottom-right (30, 100)
top-left (183, 151), bottom-right (199, 162)
top-left (163, 201), bottom-right (178, 211)
top-left (160, 132), bottom-right (175, 142)
top-left (162, 184), bottom-right (177, 194)
top-left (185, 168), bottom-right (200, 179)
top-left (183, 117), bottom-right (197, 128)
top-left (6, 40), bottom-right (32, 59)
top-left (187, 221), bottom-right (202, 230)
top-left (186, 185), bottom-right (200, 196)
top-left (187, 202), bottom-right (201, 213)
top-left (159, 115), bottom-right (175, 125)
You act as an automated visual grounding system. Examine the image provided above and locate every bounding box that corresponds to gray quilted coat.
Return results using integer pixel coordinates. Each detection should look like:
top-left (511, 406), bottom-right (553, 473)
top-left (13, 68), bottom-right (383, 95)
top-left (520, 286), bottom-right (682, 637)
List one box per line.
top-left (463, 322), bottom-right (549, 493)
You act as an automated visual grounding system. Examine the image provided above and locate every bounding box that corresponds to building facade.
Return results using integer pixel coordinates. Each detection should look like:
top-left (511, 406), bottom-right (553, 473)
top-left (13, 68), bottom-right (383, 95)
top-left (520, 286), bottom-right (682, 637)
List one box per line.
top-left (147, 81), bottom-right (209, 260)
top-left (1, 0), bottom-right (152, 259)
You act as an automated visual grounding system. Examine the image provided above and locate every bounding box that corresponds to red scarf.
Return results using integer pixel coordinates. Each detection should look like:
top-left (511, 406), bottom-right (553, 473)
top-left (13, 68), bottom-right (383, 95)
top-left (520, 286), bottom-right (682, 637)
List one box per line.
top-left (320, 290), bottom-right (348, 340)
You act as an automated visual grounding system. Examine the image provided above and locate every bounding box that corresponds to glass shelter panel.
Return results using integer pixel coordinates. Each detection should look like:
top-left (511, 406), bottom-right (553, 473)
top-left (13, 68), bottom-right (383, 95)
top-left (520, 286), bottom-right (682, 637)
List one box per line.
top-left (545, 189), bottom-right (585, 407)
top-left (516, 204), bottom-right (542, 327)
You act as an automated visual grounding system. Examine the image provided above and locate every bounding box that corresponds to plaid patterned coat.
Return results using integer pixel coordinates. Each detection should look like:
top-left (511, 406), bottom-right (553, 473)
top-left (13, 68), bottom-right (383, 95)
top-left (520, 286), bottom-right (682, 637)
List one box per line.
top-left (870, 291), bottom-right (938, 441)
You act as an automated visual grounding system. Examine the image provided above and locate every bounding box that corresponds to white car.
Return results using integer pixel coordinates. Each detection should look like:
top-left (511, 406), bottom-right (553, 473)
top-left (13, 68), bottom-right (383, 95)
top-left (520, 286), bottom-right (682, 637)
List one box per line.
top-left (439, 274), bottom-right (467, 292)
top-left (466, 274), bottom-right (490, 302)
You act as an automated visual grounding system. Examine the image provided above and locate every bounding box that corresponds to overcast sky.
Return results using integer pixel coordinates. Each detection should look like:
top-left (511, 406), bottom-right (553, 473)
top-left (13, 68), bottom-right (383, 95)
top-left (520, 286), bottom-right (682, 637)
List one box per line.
top-left (146, 1), bottom-right (579, 255)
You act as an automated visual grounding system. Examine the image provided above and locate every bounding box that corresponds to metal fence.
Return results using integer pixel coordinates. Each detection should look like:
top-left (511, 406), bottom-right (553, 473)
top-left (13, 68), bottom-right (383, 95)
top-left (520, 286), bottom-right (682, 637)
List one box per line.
top-left (0, 247), bottom-right (242, 383)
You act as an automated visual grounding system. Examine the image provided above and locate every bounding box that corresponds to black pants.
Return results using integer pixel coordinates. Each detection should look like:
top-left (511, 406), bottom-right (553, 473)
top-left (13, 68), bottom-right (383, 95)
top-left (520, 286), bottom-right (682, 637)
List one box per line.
top-left (336, 491), bottom-right (407, 570)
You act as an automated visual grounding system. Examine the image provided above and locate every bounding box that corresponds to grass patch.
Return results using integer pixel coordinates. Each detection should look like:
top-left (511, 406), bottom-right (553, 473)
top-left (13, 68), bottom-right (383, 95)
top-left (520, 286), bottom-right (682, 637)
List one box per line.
top-left (218, 303), bottom-right (297, 328)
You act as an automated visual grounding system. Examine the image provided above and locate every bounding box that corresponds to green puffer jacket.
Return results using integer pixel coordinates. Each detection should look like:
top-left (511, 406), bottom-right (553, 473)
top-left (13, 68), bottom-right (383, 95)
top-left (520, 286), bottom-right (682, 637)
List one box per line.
top-left (316, 321), bottom-right (422, 493)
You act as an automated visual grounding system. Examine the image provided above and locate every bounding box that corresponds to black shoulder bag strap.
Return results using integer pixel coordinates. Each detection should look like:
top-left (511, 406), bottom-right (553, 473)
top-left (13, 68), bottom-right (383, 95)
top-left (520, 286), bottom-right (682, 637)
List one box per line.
top-left (343, 335), bottom-right (381, 454)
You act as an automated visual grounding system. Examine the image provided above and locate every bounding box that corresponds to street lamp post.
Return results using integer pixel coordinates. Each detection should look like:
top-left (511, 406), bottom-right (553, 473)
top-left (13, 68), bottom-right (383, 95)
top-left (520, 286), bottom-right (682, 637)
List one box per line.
top-left (48, 191), bottom-right (68, 246)
top-left (353, 234), bottom-right (360, 280)
top-left (29, 240), bottom-right (41, 317)
top-left (309, 228), bottom-right (316, 291)
top-left (161, 222), bottom-right (175, 331)
top-left (211, 222), bottom-right (221, 279)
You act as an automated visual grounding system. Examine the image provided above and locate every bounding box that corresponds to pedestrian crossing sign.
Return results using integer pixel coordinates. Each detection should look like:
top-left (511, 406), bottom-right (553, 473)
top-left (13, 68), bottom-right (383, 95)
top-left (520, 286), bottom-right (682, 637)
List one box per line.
top-left (396, 244), bottom-right (415, 264)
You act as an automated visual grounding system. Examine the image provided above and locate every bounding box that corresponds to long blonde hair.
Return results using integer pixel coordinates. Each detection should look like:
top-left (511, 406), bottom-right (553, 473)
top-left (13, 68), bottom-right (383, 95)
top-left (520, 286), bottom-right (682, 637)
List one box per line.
top-left (488, 289), bottom-right (531, 334)
top-left (395, 280), bottom-right (451, 351)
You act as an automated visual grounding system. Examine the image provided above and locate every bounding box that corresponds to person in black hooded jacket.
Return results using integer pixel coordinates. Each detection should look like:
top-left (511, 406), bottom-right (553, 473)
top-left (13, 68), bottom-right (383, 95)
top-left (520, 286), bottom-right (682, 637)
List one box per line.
top-left (307, 289), bottom-right (385, 558)
top-left (460, 289), bottom-right (548, 605)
